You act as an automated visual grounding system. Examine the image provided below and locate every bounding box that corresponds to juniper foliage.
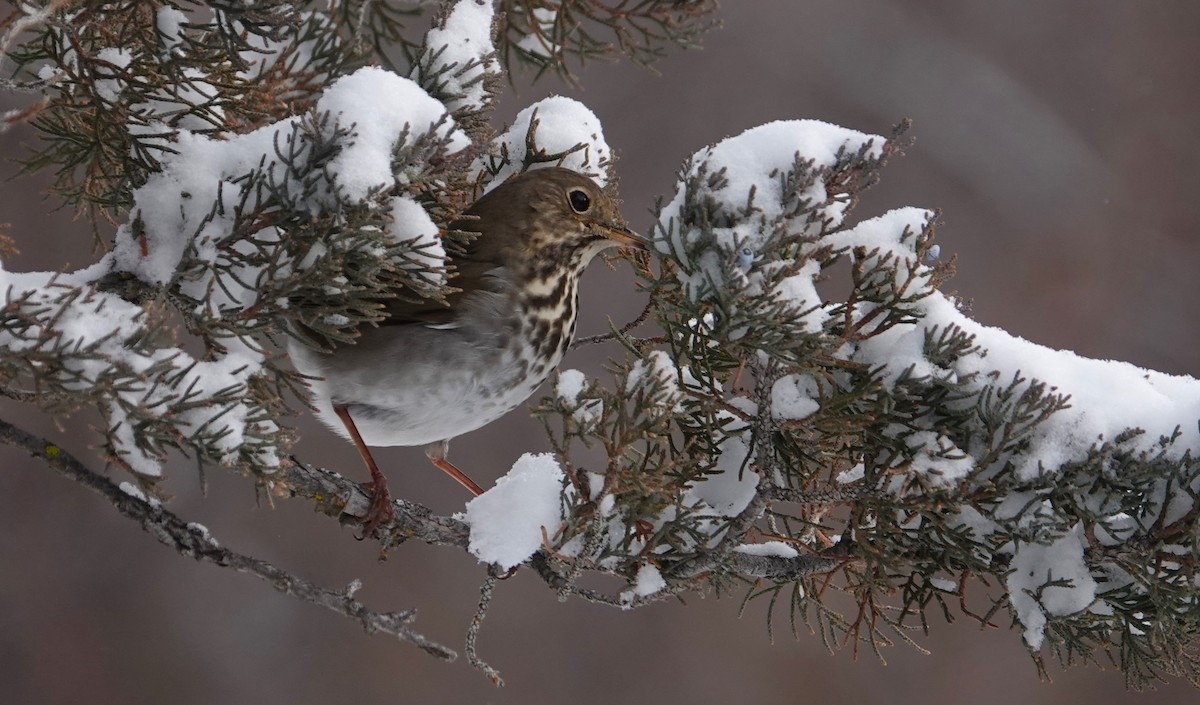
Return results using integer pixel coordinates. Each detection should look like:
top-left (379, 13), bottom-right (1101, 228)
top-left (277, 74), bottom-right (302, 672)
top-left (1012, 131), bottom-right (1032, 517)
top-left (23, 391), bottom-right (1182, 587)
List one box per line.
top-left (1, 0), bottom-right (1196, 690)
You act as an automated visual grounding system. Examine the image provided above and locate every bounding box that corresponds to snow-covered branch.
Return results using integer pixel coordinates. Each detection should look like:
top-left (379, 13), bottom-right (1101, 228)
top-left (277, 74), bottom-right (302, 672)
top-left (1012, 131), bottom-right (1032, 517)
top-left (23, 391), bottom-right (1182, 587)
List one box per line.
top-left (2, 0), bottom-right (1197, 690)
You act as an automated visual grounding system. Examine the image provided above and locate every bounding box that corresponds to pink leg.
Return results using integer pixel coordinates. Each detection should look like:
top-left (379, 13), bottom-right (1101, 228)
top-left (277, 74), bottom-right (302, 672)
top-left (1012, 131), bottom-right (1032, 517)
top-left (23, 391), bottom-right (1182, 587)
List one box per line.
top-left (425, 440), bottom-right (485, 496)
top-left (333, 403), bottom-right (394, 537)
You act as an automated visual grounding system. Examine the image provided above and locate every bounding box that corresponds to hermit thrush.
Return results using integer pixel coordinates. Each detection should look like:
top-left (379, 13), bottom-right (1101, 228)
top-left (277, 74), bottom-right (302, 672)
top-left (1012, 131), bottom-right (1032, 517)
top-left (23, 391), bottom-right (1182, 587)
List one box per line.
top-left (289, 167), bottom-right (642, 534)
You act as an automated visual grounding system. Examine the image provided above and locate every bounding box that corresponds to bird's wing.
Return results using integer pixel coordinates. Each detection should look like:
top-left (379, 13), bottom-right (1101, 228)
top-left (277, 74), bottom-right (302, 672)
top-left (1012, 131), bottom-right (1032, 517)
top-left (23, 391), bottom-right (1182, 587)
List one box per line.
top-left (374, 261), bottom-right (500, 329)
top-left (375, 211), bottom-right (509, 329)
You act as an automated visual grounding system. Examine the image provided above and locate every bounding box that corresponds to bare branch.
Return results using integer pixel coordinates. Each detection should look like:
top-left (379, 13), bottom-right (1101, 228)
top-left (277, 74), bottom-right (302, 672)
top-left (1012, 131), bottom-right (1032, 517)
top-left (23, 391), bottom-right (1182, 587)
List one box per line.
top-left (466, 571), bottom-right (504, 687)
top-left (0, 417), bottom-right (457, 661)
top-left (271, 456), bottom-right (471, 550)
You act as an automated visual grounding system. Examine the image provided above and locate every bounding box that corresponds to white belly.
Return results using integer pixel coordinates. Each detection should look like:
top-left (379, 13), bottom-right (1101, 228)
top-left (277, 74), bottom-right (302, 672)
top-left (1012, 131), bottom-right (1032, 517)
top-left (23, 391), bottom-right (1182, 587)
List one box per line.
top-left (289, 325), bottom-right (563, 448)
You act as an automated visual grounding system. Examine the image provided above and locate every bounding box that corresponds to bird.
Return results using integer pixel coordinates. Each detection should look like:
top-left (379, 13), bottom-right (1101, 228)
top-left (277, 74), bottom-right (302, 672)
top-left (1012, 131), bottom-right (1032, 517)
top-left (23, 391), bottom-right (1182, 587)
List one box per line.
top-left (289, 167), bottom-right (643, 535)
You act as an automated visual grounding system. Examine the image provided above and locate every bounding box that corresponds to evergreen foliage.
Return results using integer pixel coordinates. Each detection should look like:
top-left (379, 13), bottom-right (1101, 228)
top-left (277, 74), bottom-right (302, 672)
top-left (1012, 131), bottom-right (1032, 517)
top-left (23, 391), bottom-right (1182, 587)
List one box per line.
top-left (1, 0), bottom-right (1196, 689)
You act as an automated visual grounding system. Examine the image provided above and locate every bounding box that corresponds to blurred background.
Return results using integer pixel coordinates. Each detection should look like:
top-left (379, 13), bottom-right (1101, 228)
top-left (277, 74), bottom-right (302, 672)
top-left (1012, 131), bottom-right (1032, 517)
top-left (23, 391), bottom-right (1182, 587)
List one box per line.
top-left (2, 1), bottom-right (1198, 703)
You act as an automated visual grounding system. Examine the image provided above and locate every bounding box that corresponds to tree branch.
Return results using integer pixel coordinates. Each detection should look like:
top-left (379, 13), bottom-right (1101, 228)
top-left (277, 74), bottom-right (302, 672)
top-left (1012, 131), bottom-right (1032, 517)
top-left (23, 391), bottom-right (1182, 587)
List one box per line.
top-left (270, 455), bottom-right (472, 550)
top-left (0, 416), bottom-right (457, 661)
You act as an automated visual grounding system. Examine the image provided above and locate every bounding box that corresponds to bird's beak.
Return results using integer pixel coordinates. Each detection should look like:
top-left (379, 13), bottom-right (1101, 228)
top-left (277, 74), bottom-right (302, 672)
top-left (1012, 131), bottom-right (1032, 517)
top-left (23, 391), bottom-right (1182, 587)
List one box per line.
top-left (602, 223), bottom-right (647, 251)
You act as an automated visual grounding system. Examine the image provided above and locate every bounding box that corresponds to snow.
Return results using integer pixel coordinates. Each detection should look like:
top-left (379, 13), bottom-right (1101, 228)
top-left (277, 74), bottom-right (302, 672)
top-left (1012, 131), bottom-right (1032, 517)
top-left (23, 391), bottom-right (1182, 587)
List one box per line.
top-left (236, 12), bottom-right (333, 83)
top-left (586, 472), bottom-right (605, 501)
top-left (556, 369), bottom-right (602, 424)
top-left (113, 65), bottom-right (461, 293)
top-left (814, 208), bottom-right (1200, 644)
top-left (0, 262), bottom-right (280, 477)
top-left (857, 290), bottom-right (1200, 485)
top-left (477, 96), bottom-right (611, 190)
top-left (155, 7), bottom-right (186, 55)
top-left (515, 6), bottom-right (559, 59)
top-left (417, 0), bottom-right (498, 113)
top-left (824, 207), bottom-right (931, 259)
top-left (317, 66), bottom-right (469, 200)
top-left (643, 112), bottom-right (1200, 641)
top-left (185, 521), bottom-right (218, 546)
top-left (903, 431), bottom-right (975, 487)
top-left (1006, 524), bottom-right (1098, 650)
top-left (685, 435), bottom-right (760, 517)
top-left (655, 119), bottom-right (885, 301)
top-left (93, 47), bottom-right (132, 103)
top-left (774, 259), bottom-right (826, 332)
top-left (387, 195), bottom-right (446, 284)
top-left (837, 464), bottom-right (865, 484)
top-left (945, 293), bottom-right (1200, 483)
top-left (735, 541), bottom-right (800, 558)
top-left (823, 207), bottom-right (937, 293)
top-left (620, 563), bottom-right (667, 607)
top-left (128, 65), bottom-right (223, 137)
top-left (626, 351), bottom-right (683, 411)
top-left (557, 369), bottom-right (587, 404)
top-left (465, 453), bottom-right (568, 570)
top-left (929, 577), bottom-right (957, 593)
top-left (771, 374), bottom-right (820, 421)
top-left (118, 481), bottom-right (162, 508)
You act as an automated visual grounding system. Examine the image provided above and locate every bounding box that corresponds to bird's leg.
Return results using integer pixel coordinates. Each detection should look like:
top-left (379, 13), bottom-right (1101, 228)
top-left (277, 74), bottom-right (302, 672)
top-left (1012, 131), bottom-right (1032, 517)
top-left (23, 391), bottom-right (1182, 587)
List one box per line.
top-left (425, 440), bottom-right (485, 496)
top-left (332, 403), bottom-right (394, 537)
top-left (426, 444), bottom-right (511, 577)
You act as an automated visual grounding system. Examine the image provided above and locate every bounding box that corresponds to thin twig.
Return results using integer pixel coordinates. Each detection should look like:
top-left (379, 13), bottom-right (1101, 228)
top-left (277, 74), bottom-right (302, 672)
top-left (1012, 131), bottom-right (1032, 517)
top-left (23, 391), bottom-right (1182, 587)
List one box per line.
top-left (769, 485), bottom-right (868, 506)
top-left (0, 386), bottom-right (47, 404)
top-left (572, 298), bottom-right (655, 348)
top-left (466, 571), bottom-right (504, 686)
top-left (0, 417), bottom-right (457, 661)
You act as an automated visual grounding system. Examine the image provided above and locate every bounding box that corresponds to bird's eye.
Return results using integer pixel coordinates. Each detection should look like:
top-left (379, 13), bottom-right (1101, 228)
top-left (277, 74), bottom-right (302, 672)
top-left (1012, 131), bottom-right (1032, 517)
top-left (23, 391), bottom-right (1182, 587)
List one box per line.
top-left (568, 189), bottom-right (591, 213)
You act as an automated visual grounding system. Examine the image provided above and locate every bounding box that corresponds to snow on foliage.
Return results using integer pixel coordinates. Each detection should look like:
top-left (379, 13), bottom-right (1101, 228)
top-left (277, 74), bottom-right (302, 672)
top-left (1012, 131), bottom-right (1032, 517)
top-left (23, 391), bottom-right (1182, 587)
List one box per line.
top-left (414, 0), bottom-right (499, 114)
top-left (556, 369), bottom-right (587, 405)
top-left (387, 195), bottom-right (447, 285)
top-left (3, 65), bottom-right (468, 477)
top-left (514, 5), bottom-right (559, 59)
top-left (316, 66), bottom-right (469, 200)
top-left (936, 294), bottom-right (1200, 480)
top-left (644, 116), bottom-right (1200, 653)
top-left (620, 563), bottom-right (667, 607)
top-left (0, 265), bottom-right (279, 476)
top-left (735, 541), bottom-right (800, 559)
top-left (476, 96), bottom-right (611, 190)
top-left (113, 65), bottom-right (464, 288)
top-left (1006, 524), bottom-right (1098, 650)
top-left (655, 119), bottom-right (885, 300)
top-left (92, 47), bottom-right (132, 103)
top-left (4, 0), bottom-right (1198, 678)
top-left (770, 374), bottom-right (820, 421)
top-left (465, 453), bottom-right (569, 570)
top-left (626, 350), bottom-right (683, 412)
top-left (686, 434), bottom-right (760, 518)
top-left (556, 369), bottom-right (602, 425)
top-left (154, 7), bottom-right (186, 56)
top-left (237, 11), bottom-right (332, 83)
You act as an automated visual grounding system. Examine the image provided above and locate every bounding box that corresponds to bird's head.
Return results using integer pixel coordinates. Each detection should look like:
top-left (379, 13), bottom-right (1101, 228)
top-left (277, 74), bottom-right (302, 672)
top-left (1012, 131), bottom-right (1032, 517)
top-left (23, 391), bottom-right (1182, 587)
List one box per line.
top-left (457, 167), bottom-right (644, 279)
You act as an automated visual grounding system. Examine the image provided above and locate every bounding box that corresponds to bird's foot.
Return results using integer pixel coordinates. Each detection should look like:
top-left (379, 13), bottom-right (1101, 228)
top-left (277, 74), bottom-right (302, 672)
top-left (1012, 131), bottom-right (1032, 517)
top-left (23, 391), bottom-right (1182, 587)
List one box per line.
top-left (356, 478), bottom-right (396, 541)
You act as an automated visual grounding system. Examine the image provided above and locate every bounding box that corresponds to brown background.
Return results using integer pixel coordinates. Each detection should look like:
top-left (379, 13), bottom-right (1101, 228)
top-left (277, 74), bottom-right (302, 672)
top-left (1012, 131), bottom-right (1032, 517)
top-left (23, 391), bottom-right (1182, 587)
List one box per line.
top-left (2, 1), bottom-right (1198, 703)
